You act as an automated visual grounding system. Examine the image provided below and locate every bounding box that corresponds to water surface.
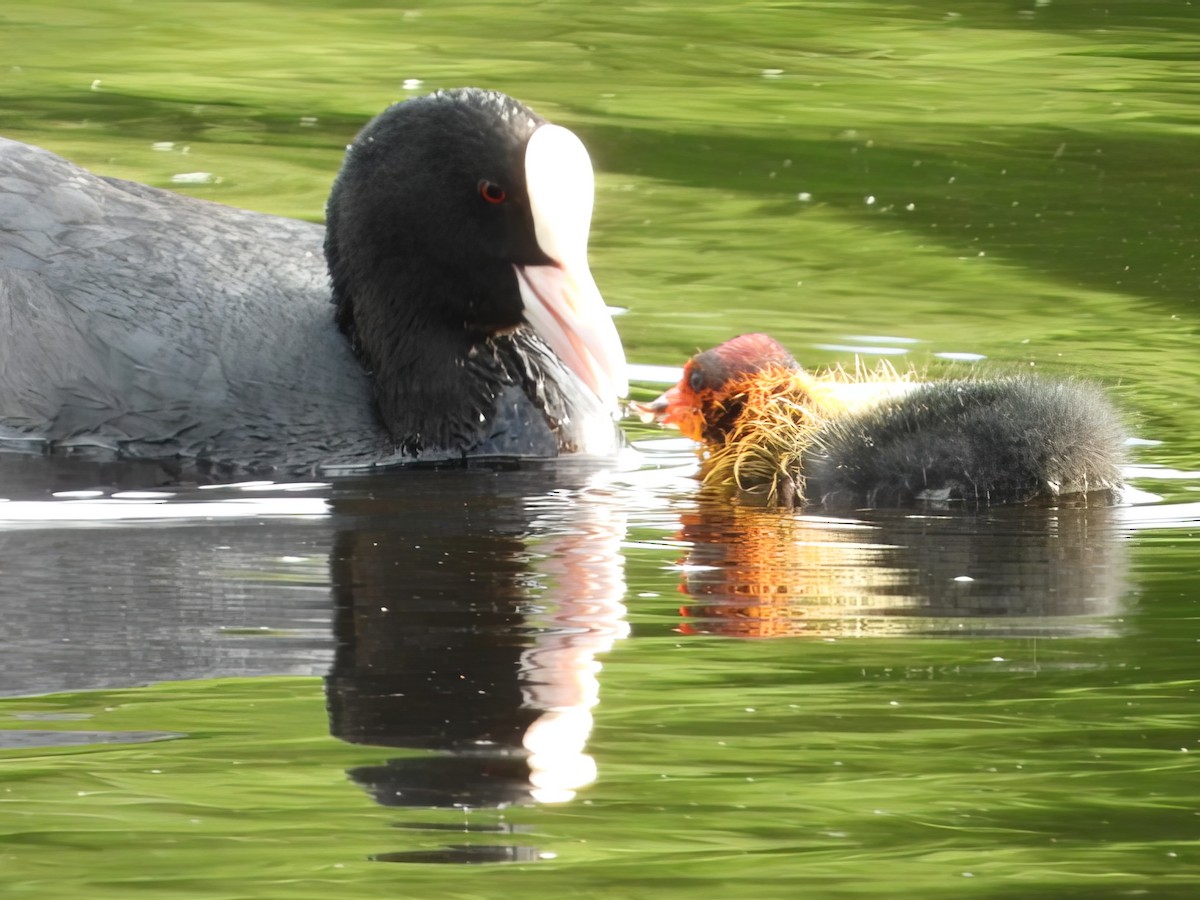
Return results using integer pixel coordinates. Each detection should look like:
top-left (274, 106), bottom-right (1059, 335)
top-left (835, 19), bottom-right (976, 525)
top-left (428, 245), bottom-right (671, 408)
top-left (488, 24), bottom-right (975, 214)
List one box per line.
top-left (1, 2), bottom-right (1199, 897)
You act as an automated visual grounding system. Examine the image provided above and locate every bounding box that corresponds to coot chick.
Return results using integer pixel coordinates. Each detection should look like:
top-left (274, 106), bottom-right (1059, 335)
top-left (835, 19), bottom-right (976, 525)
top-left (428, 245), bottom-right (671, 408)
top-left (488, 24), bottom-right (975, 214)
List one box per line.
top-left (0, 88), bottom-right (626, 475)
top-left (639, 333), bottom-right (1125, 509)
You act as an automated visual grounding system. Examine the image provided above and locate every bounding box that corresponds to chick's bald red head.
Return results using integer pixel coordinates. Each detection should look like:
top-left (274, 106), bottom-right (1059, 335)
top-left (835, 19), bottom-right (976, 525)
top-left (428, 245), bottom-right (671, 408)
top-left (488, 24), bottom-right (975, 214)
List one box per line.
top-left (636, 334), bottom-right (800, 443)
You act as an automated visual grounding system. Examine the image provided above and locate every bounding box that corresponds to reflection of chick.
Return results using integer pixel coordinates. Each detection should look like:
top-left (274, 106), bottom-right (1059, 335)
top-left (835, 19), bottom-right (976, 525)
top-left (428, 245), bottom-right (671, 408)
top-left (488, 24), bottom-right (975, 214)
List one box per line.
top-left (673, 500), bottom-right (1128, 638)
top-left (640, 333), bottom-right (1125, 508)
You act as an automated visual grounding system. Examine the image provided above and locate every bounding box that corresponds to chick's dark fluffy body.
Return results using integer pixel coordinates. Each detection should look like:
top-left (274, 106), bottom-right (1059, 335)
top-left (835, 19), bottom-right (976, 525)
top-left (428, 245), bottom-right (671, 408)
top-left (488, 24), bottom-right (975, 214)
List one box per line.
top-left (804, 377), bottom-right (1126, 507)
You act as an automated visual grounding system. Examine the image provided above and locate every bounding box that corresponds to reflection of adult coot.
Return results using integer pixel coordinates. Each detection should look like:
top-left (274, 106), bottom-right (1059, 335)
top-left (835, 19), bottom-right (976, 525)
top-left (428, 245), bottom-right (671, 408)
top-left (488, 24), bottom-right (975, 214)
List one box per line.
top-left (325, 461), bottom-right (624, 811)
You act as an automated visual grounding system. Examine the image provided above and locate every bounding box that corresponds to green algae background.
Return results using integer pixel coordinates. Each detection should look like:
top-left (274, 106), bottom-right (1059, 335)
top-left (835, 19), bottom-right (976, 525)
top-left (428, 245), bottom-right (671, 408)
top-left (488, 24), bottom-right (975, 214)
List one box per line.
top-left (5, 1), bottom-right (1196, 447)
top-left (4, 617), bottom-right (1199, 899)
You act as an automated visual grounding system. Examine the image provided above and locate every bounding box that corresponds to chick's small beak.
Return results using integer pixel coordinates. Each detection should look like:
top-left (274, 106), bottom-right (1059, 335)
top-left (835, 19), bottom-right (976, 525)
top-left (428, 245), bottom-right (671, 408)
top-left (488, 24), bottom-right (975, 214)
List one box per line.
top-left (632, 386), bottom-right (681, 425)
top-left (633, 384), bottom-right (708, 443)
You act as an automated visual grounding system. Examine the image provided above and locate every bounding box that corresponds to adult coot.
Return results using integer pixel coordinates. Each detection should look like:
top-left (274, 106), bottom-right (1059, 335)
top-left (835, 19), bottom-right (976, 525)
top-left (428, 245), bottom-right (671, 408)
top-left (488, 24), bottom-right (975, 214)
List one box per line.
top-left (0, 88), bottom-right (626, 475)
top-left (639, 333), bottom-right (1125, 508)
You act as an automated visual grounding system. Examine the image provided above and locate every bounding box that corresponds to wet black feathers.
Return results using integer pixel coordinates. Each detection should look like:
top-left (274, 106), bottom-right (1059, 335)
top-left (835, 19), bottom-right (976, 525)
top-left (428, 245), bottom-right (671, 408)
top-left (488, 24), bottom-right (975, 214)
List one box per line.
top-left (323, 89), bottom-right (572, 456)
top-left (805, 377), bottom-right (1126, 507)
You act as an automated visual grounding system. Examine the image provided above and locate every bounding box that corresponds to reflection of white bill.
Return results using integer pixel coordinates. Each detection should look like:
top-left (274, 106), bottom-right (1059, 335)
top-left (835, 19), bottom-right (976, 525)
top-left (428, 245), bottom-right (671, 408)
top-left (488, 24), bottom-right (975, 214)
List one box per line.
top-left (518, 484), bottom-right (629, 802)
top-left (524, 708), bottom-right (600, 804)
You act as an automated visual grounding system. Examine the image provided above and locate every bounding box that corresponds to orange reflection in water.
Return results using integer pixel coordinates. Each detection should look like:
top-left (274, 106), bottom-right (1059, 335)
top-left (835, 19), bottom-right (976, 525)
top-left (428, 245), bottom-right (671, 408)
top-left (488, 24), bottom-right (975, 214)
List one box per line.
top-left (674, 500), bottom-right (1127, 638)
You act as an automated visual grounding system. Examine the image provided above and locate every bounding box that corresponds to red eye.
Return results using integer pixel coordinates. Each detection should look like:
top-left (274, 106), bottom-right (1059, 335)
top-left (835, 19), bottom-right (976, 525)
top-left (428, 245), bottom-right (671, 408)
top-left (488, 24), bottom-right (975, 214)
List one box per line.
top-left (478, 180), bottom-right (507, 204)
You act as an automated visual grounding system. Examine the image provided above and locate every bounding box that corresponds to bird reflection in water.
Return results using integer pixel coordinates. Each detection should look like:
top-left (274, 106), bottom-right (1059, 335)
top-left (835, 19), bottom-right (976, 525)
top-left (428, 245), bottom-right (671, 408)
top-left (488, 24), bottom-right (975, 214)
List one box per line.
top-left (673, 499), bottom-right (1128, 638)
top-left (323, 466), bottom-right (627, 863)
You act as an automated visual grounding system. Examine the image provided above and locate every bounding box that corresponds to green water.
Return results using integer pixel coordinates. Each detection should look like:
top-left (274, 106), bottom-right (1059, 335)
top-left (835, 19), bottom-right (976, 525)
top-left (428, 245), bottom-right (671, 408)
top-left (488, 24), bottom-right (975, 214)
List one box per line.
top-left (2, 1), bottom-right (1199, 897)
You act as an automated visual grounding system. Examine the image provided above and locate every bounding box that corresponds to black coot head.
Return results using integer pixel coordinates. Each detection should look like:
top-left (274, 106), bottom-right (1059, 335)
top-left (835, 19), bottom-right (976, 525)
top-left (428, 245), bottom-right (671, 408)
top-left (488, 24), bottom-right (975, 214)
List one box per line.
top-left (326, 88), bottom-right (549, 338)
top-left (322, 88), bottom-right (626, 456)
